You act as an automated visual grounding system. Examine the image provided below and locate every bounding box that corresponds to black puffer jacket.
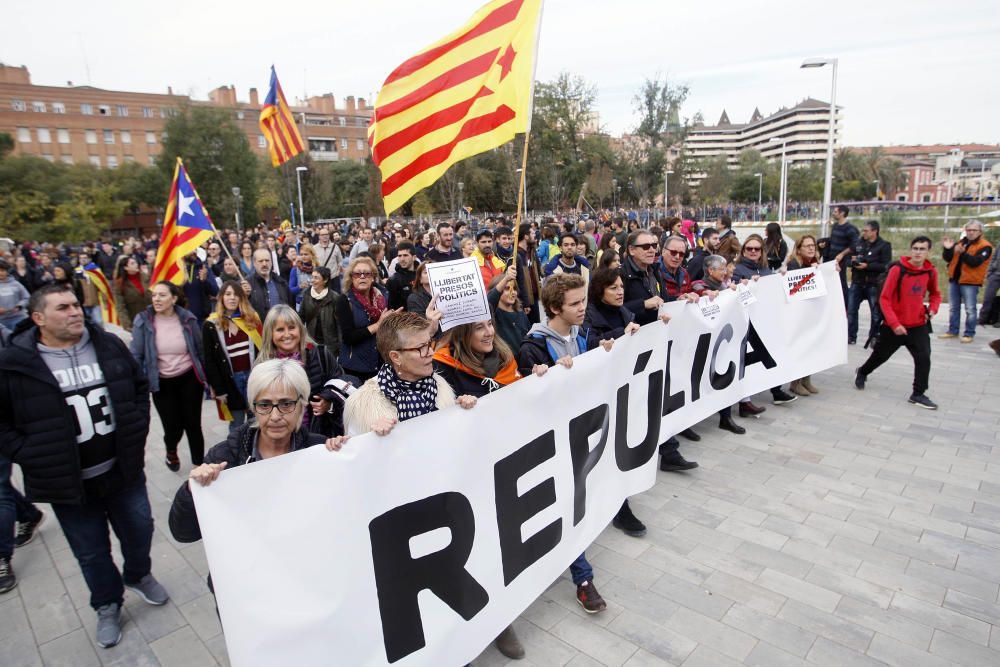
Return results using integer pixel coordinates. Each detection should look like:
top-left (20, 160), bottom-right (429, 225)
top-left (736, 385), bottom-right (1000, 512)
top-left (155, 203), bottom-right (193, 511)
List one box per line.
top-left (620, 255), bottom-right (667, 325)
top-left (168, 423), bottom-right (325, 543)
top-left (0, 323), bottom-right (151, 504)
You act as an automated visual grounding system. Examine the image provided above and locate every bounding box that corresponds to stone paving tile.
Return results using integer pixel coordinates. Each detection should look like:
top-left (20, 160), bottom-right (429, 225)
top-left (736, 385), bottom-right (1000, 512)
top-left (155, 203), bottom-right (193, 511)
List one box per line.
top-left (5, 317), bottom-right (999, 666)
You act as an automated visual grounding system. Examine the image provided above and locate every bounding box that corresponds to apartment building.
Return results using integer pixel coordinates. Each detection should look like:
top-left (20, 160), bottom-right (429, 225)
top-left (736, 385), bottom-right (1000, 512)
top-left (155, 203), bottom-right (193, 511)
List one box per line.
top-left (0, 64), bottom-right (374, 168)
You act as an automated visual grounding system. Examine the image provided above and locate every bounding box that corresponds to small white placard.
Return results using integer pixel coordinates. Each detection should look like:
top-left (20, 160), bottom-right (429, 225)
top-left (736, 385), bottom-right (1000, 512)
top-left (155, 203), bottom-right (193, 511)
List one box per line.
top-left (425, 257), bottom-right (491, 331)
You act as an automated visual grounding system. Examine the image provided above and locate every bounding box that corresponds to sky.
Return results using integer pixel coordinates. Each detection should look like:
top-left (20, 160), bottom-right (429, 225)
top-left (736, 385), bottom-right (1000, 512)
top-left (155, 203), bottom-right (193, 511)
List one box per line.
top-left (5, 0), bottom-right (999, 147)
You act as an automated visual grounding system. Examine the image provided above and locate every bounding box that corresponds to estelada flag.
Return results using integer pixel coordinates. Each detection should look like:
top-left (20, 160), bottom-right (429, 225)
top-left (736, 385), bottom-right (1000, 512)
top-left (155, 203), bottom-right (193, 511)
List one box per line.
top-left (368, 0), bottom-right (543, 214)
top-left (151, 158), bottom-right (217, 285)
top-left (82, 263), bottom-right (120, 326)
top-left (259, 66), bottom-right (305, 167)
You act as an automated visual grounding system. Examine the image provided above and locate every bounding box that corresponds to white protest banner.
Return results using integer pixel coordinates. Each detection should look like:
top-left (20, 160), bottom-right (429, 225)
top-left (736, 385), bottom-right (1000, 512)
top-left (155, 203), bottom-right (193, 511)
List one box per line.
top-left (697, 295), bottom-right (723, 327)
top-left (193, 262), bottom-right (847, 667)
top-left (425, 257), bottom-right (491, 331)
top-left (736, 282), bottom-right (758, 307)
top-left (783, 266), bottom-right (828, 302)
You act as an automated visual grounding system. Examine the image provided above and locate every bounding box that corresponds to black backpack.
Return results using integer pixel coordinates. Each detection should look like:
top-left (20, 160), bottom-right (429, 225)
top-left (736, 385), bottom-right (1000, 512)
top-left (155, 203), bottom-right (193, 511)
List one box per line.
top-left (867, 261), bottom-right (927, 348)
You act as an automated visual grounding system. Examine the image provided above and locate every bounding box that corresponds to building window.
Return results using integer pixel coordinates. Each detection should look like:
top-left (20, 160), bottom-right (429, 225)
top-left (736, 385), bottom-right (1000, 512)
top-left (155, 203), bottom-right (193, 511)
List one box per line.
top-left (37, 128), bottom-right (52, 143)
top-left (85, 130), bottom-right (97, 144)
top-left (338, 117), bottom-right (346, 126)
top-left (16, 127), bottom-right (31, 143)
top-left (340, 138), bottom-right (348, 149)
top-left (107, 156), bottom-right (118, 168)
top-left (124, 155), bottom-right (135, 164)
top-left (142, 107), bottom-right (155, 118)
top-left (922, 194), bottom-right (932, 202)
top-left (81, 103), bottom-right (93, 115)
top-left (146, 131), bottom-right (157, 144)
top-left (258, 135), bottom-right (267, 148)
top-left (309, 139), bottom-right (335, 152)
top-left (116, 104), bottom-right (128, 117)
top-left (61, 155), bottom-right (74, 165)
top-left (11, 99), bottom-right (26, 111)
top-left (57, 128), bottom-right (70, 144)
top-left (356, 117), bottom-right (367, 127)
top-left (52, 102), bottom-right (66, 114)
top-left (148, 155), bottom-right (157, 166)
top-left (356, 139), bottom-right (364, 151)
top-left (103, 129), bottom-right (114, 144)
top-left (89, 155), bottom-right (101, 166)
top-left (98, 105), bottom-right (111, 116)
top-left (42, 154), bottom-right (55, 162)
top-left (32, 101), bottom-right (46, 113)
top-left (121, 131), bottom-right (132, 144)
top-left (236, 110), bottom-right (245, 120)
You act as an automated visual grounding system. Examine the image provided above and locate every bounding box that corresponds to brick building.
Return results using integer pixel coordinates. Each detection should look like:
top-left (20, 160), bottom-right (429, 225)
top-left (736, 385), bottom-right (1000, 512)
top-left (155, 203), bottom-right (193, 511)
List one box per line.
top-left (0, 64), bottom-right (374, 168)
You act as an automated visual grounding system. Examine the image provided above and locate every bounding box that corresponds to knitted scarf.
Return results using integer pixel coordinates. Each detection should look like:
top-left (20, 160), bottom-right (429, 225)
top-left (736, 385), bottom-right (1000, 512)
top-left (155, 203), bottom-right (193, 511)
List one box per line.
top-left (352, 287), bottom-right (386, 323)
top-left (376, 364), bottom-right (437, 422)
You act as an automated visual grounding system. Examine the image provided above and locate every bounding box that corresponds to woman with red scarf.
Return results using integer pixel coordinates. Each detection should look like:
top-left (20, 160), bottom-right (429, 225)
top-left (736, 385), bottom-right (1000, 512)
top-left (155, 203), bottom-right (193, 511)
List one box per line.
top-left (336, 256), bottom-right (398, 382)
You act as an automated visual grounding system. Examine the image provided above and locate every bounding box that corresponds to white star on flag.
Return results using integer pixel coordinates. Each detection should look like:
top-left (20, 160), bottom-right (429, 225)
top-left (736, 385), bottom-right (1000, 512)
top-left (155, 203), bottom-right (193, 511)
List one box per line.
top-left (177, 193), bottom-right (196, 221)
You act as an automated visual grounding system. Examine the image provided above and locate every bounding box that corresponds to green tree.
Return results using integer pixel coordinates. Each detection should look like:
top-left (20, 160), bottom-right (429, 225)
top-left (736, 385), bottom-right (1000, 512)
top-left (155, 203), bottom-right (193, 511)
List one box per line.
top-left (628, 75), bottom-right (692, 206)
top-left (0, 133), bottom-right (14, 160)
top-left (159, 105), bottom-right (259, 229)
top-left (696, 155), bottom-right (734, 204)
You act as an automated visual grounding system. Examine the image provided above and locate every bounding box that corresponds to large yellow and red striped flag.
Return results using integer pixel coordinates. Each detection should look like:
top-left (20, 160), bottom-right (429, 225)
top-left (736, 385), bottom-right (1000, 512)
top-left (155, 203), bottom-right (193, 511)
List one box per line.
top-left (368, 0), bottom-right (543, 214)
top-left (81, 263), bottom-right (120, 326)
top-left (151, 158), bottom-right (217, 285)
top-left (259, 66), bottom-right (305, 167)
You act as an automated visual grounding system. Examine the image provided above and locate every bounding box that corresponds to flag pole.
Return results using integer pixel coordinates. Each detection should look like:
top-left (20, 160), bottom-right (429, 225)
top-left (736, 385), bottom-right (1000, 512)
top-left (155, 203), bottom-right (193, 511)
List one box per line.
top-left (511, 133), bottom-right (530, 251)
top-left (213, 230), bottom-right (246, 281)
top-left (509, 0), bottom-right (544, 262)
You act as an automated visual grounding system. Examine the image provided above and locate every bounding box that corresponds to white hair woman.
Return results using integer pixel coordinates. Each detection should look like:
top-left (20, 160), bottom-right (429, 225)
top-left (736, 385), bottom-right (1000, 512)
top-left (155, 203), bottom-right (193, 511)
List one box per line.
top-left (168, 359), bottom-right (348, 596)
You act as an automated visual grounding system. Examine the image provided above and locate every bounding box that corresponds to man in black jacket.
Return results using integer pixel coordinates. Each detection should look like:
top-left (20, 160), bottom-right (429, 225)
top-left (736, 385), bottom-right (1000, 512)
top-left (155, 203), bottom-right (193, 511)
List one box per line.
top-left (245, 249), bottom-right (291, 317)
top-left (847, 220), bottom-right (892, 345)
top-left (0, 284), bottom-right (167, 649)
top-left (386, 241), bottom-right (417, 309)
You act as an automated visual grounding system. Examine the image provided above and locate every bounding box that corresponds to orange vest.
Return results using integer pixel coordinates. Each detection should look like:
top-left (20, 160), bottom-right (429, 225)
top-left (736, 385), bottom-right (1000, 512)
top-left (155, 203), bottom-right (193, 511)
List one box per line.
top-left (947, 237), bottom-right (993, 286)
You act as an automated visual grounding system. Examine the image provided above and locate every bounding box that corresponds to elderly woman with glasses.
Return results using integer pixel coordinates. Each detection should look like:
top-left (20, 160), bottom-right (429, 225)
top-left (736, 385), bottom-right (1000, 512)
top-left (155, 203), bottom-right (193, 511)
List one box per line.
top-left (336, 257), bottom-right (399, 383)
top-left (343, 311), bottom-right (475, 437)
top-left (168, 359), bottom-right (349, 596)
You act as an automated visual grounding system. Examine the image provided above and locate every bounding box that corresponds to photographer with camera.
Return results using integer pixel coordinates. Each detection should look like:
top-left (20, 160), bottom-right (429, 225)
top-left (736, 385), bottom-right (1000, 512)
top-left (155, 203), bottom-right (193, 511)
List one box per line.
top-left (847, 221), bottom-right (892, 346)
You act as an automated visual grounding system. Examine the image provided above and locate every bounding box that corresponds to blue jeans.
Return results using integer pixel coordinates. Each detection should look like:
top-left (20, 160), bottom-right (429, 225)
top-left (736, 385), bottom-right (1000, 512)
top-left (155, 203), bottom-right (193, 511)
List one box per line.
top-left (948, 282), bottom-right (980, 337)
top-left (0, 455), bottom-right (42, 559)
top-left (228, 370), bottom-right (251, 433)
top-left (847, 282), bottom-right (882, 343)
top-left (50, 469), bottom-right (155, 609)
top-left (569, 552), bottom-right (593, 585)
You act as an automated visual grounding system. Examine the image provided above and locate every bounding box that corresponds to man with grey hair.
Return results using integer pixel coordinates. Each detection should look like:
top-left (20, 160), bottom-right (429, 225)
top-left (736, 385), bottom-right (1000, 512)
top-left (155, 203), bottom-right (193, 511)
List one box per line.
top-left (940, 220), bottom-right (994, 343)
top-left (247, 249), bottom-right (291, 317)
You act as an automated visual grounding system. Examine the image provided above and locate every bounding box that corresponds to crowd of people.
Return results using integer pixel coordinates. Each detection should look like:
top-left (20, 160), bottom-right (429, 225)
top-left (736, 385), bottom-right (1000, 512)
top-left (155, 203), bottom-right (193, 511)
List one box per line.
top-left (0, 207), bottom-right (996, 659)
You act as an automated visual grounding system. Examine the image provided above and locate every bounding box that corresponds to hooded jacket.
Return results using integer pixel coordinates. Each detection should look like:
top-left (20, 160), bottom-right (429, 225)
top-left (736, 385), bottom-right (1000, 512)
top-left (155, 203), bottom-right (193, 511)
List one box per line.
top-left (516, 323), bottom-right (587, 376)
top-left (432, 344), bottom-right (520, 398)
top-left (0, 322), bottom-right (150, 504)
top-left (880, 256), bottom-right (941, 330)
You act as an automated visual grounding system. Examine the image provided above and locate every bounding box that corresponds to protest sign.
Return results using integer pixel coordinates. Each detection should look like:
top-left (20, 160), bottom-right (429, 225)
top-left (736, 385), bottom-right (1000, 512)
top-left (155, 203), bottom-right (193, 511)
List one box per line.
top-left (736, 282), bottom-right (758, 307)
top-left (425, 257), bottom-right (491, 331)
top-left (193, 263), bottom-right (847, 667)
top-left (783, 266), bottom-right (828, 302)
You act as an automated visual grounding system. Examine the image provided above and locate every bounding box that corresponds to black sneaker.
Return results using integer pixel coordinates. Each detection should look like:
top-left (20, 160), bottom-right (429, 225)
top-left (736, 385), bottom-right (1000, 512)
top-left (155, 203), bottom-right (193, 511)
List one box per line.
top-left (0, 557), bottom-right (16, 594)
top-left (908, 393), bottom-right (938, 410)
top-left (771, 389), bottom-right (798, 405)
top-left (14, 512), bottom-right (44, 548)
top-left (660, 453), bottom-right (699, 472)
top-left (854, 368), bottom-right (867, 390)
top-left (612, 501), bottom-right (647, 537)
top-left (678, 428), bottom-right (701, 442)
top-left (848, 339), bottom-right (856, 345)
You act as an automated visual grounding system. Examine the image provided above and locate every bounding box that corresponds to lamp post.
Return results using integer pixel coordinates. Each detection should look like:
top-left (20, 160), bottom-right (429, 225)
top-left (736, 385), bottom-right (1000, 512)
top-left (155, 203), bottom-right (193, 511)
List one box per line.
top-left (944, 148), bottom-right (960, 229)
top-left (550, 185), bottom-right (556, 213)
top-left (754, 173), bottom-right (763, 223)
top-left (295, 166), bottom-right (308, 231)
top-left (768, 138), bottom-right (788, 226)
top-left (801, 57), bottom-right (838, 237)
top-left (612, 178), bottom-right (618, 210)
top-left (978, 159), bottom-right (987, 213)
top-left (231, 186), bottom-right (242, 233)
top-left (457, 180), bottom-right (464, 219)
top-left (664, 169), bottom-right (674, 218)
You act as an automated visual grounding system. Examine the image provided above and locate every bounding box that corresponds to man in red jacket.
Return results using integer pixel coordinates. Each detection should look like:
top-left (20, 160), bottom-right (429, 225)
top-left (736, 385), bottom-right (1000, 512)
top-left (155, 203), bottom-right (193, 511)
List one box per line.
top-left (855, 236), bottom-right (942, 409)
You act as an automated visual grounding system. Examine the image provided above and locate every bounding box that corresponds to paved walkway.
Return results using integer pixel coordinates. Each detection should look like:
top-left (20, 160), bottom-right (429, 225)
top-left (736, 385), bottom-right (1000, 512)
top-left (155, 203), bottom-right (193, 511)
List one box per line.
top-left (3, 320), bottom-right (999, 667)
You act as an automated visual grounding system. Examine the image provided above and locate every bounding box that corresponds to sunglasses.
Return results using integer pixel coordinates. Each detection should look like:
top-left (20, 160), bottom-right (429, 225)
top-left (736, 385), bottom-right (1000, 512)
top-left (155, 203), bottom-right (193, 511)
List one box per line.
top-left (665, 249), bottom-right (685, 258)
top-left (631, 242), bottom-right (659, 251)
top-left (744, 246), bottom-right (762, 253)
top-left (352, 271), bottom-right (374, 278)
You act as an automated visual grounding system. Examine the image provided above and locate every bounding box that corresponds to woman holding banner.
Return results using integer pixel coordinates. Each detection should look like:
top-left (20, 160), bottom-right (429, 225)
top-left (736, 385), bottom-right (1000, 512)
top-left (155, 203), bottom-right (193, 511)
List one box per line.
top-left (203, 281), bottom-right (262, 433)
top-left (785, 236), bottom-right (823, 396)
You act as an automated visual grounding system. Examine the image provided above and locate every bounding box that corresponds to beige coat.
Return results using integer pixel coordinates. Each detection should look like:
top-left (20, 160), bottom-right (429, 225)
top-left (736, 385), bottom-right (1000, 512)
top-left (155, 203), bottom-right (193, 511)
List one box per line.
top-left (343, 374), bottom-right (456, 436)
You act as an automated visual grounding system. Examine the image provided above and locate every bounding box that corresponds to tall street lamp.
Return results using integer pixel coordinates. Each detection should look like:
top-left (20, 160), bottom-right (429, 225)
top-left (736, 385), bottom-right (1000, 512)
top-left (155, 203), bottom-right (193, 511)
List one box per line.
top-left (801, 57), bottom-right (838, 237)
top-left (664, 169), bottom-right (674, 218)
top-left (754, 172), bottom-right (763, 223)
top-left (612, 178), bottom-right (618, 210)
top-left (768, 138), bottom-right (788, 226)
top-left (232, 186), bottom-right (242, 233)
top-left (944, 148), bottom-right (960, 229)
top-left (457, 180), bottom-right (464, 219)
top-left (295, 166), bottom-right (308, 231)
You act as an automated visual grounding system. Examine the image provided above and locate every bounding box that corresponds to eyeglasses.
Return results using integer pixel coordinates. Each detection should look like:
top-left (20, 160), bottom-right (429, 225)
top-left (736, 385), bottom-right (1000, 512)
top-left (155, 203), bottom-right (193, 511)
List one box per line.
top-left (253, 399), bottom-right (301, 415)
top-left (964, 229), bottom-right (980, 233)
top-left (352, 271), bottom-right (374, 278)
top-left (396, 340), bottom-right (434, 357)
top-left (665, 249), bottom-right (685, 258)
top-left (631, 242), bottom-right (659, 251)
top-left (744, 246), bottom-right (762, 253)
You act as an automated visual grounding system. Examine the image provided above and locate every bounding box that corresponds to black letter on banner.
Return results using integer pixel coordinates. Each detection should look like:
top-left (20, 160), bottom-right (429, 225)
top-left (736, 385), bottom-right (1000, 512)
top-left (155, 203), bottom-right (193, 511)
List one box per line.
top-left (569, 405), bottom-right (610, 526)
top-left (661, 340), bottom-right (686, 415)
top-left (689, 332), bottom-right (712, 402)
top-left (368, 492), bottom-right (488, 663)
top-left (494, 431), bottom-right (561, 585)
top-left (740, 319), bottom-right (777, 379)
top-left (709, 323), bottom-right (736, 390)
top-left (615, 353), bottom-right (663, 472)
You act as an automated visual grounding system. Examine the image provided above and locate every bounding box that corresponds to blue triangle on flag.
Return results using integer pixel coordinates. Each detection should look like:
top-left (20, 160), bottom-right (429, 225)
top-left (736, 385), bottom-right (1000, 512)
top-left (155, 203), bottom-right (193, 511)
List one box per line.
top-left (175, 165), bottom-right (214, 232)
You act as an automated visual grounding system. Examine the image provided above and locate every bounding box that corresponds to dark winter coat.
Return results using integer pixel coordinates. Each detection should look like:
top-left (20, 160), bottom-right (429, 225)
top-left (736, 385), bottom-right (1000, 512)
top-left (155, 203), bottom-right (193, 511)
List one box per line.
top-left (0, 323), bottom-right (151, 504)
top-left (201, 318), bottom-right (258, 412)
top-left (248, 272), bottom-right (292, 318)
top-left (336, 287), bottom-right (387, 376)
top-left (732, 257), bottom-right (773, 281)
top-left (300, 288), bottom-right (342, 355)
top-left (386, 266), bottom-right (416, 310)
top-left (583, 301), bottom-right (635, 350)
top-left (620, 255), bottom-right (667, 325)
